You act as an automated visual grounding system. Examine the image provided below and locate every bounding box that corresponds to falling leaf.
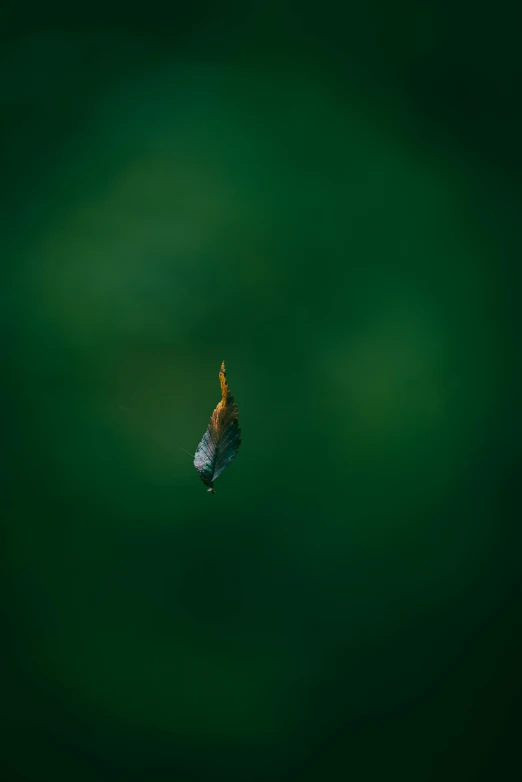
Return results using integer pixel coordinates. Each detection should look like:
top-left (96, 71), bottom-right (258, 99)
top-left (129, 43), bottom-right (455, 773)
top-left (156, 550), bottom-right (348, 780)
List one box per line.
top-left (194, 361), bottom-right (241, 493)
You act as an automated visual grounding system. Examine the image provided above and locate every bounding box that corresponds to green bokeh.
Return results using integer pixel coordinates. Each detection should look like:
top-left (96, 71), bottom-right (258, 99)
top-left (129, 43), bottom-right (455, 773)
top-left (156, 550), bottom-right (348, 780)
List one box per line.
top-left (3, 4), bottom-right (521, 781)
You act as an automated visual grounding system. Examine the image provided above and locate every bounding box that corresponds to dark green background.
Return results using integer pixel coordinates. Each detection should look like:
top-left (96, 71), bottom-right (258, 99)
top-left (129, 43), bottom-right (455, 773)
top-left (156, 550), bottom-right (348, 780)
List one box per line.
top-left (3, 3), bottom-right (522, 780)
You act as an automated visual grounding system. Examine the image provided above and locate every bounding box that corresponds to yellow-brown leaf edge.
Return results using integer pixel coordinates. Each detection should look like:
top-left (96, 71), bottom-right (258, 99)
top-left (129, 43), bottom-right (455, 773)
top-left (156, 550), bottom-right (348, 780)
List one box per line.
top-left (193, 361), bottom-right (241, 493)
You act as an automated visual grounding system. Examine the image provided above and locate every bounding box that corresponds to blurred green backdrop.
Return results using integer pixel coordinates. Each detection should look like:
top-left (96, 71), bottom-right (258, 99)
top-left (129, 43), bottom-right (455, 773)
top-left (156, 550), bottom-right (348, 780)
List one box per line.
top-left (3, 2), bottom-right (522, 780)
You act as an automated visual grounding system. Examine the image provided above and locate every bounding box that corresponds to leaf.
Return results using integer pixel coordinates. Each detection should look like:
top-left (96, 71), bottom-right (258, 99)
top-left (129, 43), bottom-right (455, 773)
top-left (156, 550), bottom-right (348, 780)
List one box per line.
top-left (194, 361), bottom-right (241, 493)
